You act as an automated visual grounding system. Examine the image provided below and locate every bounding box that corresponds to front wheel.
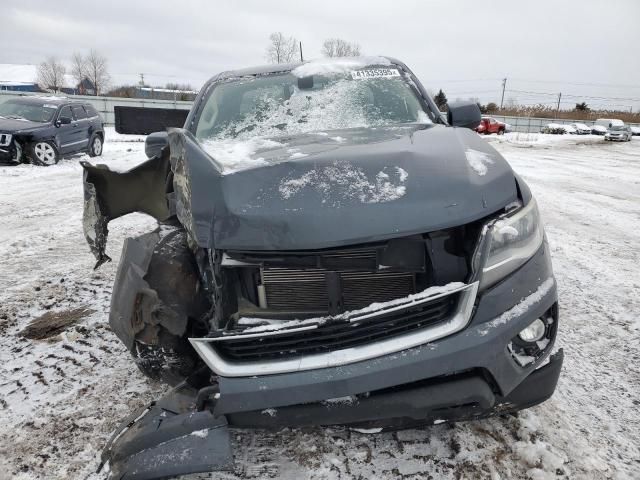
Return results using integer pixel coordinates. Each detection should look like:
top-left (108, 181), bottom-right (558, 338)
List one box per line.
top-left (88, 134), bottom-right (103, 157)
top-left (30, 141), bottom-right (59, 166)
top-left (498, 129), bottom-right (505, 135)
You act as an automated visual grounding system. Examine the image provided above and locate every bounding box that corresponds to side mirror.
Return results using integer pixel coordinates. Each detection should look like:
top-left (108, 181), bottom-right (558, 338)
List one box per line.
top-left (145, 131), bottom-right (169, 159)
top-left (447, 101), bottom-right (481, 129)
top-left (57, 116), bottom-right (72, 126)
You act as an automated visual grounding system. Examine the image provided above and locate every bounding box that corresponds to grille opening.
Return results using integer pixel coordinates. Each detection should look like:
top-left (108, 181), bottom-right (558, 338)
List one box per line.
top-left (224, 227), bottom-right (481, 320)
top-left (215, 293), bottom-right (458, 362)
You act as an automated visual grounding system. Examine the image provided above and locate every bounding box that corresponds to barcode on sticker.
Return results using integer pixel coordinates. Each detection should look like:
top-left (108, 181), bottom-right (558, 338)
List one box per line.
top-left (350, 68), bottom-right (401, 80)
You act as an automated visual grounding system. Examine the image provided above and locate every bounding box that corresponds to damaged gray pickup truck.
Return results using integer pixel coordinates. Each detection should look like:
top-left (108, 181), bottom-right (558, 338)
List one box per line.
top-left (82, 57), bottom-right (562, 479)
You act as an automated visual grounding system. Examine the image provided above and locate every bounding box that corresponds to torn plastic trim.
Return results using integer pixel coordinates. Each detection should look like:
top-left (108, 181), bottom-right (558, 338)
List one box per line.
top-left (190, 281), bottom-right (478, 377)
top-left (100, 382), bottom-right (233, 480)
top-left (81, 152), bottom-right (173, 269)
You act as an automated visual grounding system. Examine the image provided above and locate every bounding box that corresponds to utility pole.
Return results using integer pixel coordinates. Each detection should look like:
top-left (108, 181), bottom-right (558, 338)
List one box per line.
top-left (556, 92), bottom-right (562, 117)
top-left (139, 73), bottom-right (145, 87)
top-left (500, 78), bottom-right (507, 110)
top-left (300, 41), bottom-right (303, 62)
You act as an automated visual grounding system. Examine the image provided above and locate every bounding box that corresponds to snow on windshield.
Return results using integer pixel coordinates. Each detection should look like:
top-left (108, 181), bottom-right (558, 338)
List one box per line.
top-left (291, 56), bottom-right (392, 78)
top-left (197, 62), bottom-right (430, 174)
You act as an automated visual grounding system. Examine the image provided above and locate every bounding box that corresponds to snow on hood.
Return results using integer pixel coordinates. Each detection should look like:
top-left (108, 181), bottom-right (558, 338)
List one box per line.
top-left (201, 137), bottom-right (286, 174)
top-left (183, 125), bottom-right (519, 251)
top-left (292, 56), bottom-right (392, 78)
top-left (278, 163), bottom-right (409, 204)
top-left (465, 148), bottom-right (495, 176)
top-left (0, 117), bottom-right (48, 132)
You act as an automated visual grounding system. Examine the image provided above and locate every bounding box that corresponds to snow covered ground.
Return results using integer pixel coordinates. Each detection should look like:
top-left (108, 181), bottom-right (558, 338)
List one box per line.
top-left (0, 130), bottom-right (638, 479)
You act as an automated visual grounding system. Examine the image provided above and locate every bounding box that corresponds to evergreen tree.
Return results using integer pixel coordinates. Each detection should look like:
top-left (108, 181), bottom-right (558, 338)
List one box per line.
top-left (433, 89), bottom-right (448, 110)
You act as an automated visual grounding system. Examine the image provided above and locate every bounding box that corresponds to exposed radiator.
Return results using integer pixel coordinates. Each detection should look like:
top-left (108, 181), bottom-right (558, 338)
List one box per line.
top-left (260, 248), bottom-right (416, 312)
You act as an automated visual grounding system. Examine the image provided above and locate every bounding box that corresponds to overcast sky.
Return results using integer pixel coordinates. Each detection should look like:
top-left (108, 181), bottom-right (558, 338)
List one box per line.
top-left (2, 0), bottom-right (640, 110)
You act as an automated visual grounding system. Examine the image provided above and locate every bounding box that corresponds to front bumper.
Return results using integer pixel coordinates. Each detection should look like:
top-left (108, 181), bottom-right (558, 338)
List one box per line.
top-left (212, 241), bottom-right (557, 414)
top-left (102, 350), bottom-right (563, 479)
top-left (102, 242), bottom-right (562, 479)
top-left (103, 349), bottom-right (562, 480)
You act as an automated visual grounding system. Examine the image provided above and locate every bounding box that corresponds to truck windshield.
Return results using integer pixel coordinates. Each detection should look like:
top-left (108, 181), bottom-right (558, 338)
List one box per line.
top-left (195, 68), bottom-right (431, 142)
top-left (0, 100), bottom-right (57, 123)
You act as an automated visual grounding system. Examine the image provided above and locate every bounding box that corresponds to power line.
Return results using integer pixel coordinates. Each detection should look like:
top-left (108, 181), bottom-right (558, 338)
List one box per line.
top-left (508, 78), bottom-right (640, 89)
top-left (506, 89), bottom-right (640, 102)
top-left (422, 78), bottom-right (502, 84)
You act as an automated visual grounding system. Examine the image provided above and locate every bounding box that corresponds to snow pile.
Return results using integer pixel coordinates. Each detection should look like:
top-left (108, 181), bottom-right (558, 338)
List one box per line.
top-left (201, 137), bottom-right (285, 174)
top-left (486, 132), bottom-right (606, 148)
top-left (465, 148), bottom-right (495, 175)
top-left (103, 127), bottom-right (146, 143)
top-left (322, 396), bottom-right (356, 406)
top-left (291, 56), bottom-right (391, 78)
top-left (278, 163), bottom-right (409, 204)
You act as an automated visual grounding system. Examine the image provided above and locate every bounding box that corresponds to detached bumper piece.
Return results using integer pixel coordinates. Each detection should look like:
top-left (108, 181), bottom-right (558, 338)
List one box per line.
top-left (101, 351), bottom-right (562, 479)
top-left (100, 384), bottom-right (233, 480)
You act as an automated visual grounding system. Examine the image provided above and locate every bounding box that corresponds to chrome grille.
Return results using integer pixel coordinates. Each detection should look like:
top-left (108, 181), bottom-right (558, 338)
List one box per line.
top-left (217, 293), bottom-right (456, 361)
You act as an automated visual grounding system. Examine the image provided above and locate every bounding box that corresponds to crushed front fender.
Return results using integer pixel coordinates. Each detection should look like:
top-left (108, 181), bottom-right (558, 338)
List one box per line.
top-left (100, 383), bottom-right (234, 479)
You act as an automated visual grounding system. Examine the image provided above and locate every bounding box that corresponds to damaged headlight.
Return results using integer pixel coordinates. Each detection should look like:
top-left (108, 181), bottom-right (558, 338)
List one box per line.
top-left (480, 199), bottom-right (544, 289)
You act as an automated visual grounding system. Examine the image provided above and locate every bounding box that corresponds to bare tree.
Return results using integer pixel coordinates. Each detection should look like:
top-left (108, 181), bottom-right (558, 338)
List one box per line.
top-left (70, 52), bottom-right (87, 87)
top-left (266, 32), bottom-right (299, 64)
top-left (37, 57), bottom-right (66, 92)
top-left (84, 49), bottom-right (110, 95)
top-left (321, 38), bottom-right (361, 58)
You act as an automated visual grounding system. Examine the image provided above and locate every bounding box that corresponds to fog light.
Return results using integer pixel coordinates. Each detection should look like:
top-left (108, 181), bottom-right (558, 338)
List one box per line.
top-left (518, 318), bottom-right (546, 342)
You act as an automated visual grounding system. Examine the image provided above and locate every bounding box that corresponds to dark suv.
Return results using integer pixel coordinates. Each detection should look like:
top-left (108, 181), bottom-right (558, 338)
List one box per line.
top-left (0, 96), bottom-right (104, 166)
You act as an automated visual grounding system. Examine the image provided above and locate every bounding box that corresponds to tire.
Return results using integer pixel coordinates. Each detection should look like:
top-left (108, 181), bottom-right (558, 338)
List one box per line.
top-left (498, 128), bottom-right (505, 135)
top-left (88, 133), bottom-right (103, 157)
top-left (10, 141), bottom-right (23, 164)
top-left (29, 141), bottom-right (59, 166)
top-left (110, 224), bottom-right (210, 385)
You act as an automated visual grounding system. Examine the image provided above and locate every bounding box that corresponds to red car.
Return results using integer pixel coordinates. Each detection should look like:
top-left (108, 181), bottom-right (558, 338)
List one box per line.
top-left (475, 116), bottom-right (506, 135)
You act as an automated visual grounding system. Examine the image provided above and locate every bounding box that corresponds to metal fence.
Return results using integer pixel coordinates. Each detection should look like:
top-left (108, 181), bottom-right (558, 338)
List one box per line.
top-left (489, 115), bottom-right (640, 133)
top-left (0, 90), bottom-right (193, 126)
top-left (1, 90), bottom-right (638, 132)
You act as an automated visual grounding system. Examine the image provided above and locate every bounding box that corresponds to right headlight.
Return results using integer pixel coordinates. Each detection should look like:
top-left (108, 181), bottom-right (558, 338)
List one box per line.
top-left (480, 198), bottom-right (544, 290)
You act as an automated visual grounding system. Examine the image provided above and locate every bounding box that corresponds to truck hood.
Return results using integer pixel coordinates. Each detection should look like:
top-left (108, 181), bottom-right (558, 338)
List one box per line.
top-left (0, 117), bottom-right (46, 133)
top-left (178, 125), bottom-right (519, 250)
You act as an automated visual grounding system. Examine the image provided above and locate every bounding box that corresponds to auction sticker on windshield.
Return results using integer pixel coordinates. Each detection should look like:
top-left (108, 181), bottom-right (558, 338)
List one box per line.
top-left (351, 68), bottom-right (401, 79)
